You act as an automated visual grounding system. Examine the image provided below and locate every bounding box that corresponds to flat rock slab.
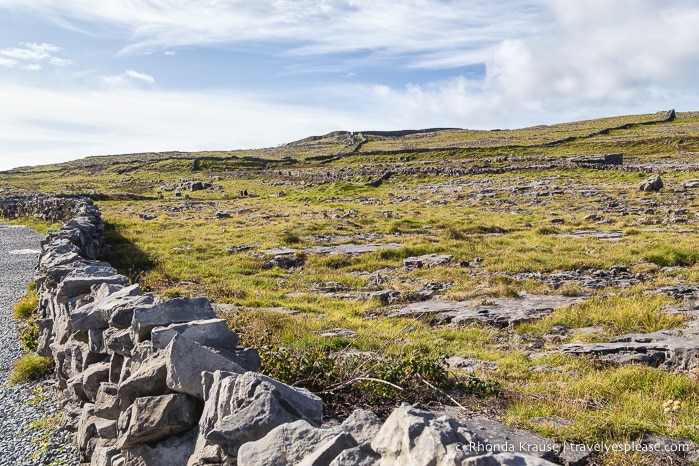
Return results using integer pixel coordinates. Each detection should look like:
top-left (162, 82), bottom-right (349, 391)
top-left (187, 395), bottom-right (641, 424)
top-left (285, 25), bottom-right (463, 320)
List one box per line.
top-left (317, 328), bottom-right (358, 338)
top-left (260, 247), bottom-right (298, 256)
top-left (511, 266), bottom-right (646, 291)
top-left (563, 290), bottom-right (699, 371)
top-left (460, 418), bottom-right (589, 466)
top-left (557, 230), bottom-right (624, 240)
top-left (403, 254), bottom-right (453, 269)
top-left (306, 243), bottom-right (403, 256)
top-left (562, 327), bottom-right (699, 371)
top-left (388, 294), bottom-right (585, 327)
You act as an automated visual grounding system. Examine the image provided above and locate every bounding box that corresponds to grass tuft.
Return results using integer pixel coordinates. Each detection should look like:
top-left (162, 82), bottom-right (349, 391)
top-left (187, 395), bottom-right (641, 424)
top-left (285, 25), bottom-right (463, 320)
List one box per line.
top-left (13, 293), bottom-right (38, 319)
top-left (8, 354), bottom-right (54, 385)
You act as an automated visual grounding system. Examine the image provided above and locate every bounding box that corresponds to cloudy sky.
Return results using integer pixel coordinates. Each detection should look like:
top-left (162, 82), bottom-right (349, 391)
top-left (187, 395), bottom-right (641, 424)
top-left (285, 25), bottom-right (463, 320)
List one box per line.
top-left (0, 0), bottom-right (697, 170)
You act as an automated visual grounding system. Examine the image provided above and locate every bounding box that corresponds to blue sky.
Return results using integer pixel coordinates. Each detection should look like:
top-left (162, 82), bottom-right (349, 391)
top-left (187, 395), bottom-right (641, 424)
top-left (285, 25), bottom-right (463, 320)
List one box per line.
top-left (0, 1), bottom-right (698, 170)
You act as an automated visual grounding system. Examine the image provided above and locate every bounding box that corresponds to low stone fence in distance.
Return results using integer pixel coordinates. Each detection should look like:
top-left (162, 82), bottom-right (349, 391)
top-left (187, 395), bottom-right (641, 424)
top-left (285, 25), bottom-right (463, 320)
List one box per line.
top-left (0, 194), bottom-right (91, 224)
top-left (4, 195), bottom-right (573, 466)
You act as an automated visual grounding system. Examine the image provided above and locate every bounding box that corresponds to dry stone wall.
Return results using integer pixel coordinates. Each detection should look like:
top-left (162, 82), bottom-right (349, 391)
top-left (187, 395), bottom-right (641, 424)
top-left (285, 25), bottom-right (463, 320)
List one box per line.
top-left (7, 195), bottom-right (574, 465)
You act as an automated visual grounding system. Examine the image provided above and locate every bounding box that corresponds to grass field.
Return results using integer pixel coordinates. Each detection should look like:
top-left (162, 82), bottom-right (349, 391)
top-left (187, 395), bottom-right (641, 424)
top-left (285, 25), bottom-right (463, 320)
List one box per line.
top-left (4, 110), bottom-right (699, 464)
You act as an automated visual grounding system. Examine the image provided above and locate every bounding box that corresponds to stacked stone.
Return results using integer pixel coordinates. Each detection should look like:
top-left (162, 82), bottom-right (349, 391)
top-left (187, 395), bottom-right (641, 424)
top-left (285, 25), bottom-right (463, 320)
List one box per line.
top-left (0, 194), bottom-right (88, 223)
top-left (23, 196), bottom-right (564, 466)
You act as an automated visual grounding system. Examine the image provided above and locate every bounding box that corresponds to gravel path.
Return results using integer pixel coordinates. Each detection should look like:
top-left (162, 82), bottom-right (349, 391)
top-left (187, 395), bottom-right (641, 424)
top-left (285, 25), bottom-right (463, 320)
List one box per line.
top-left (0, 224), bottom-right (78, 466)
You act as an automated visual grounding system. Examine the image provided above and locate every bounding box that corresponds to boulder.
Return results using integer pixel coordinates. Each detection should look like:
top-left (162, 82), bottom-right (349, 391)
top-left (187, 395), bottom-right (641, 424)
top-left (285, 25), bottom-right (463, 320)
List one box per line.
top-left (237, 420), bottom-right (340, 466)
top-left (117, 394), bottom-right (202, 449)
top-left (35, 317), bottom-right (54, 356)
top-left (329, 443), bottom-right (381, 466)
top-left (56, 263), bottom-right (128, 303)
top-left (104, 327), bottom-right (135, 356)
top-left (89, 328), bottom-right (107, 354)
top-left (77, 404), bottom-right (117, 461)
top-left (164, 334), bottom-right (246, 399)
top-left (297, 433), bottom-right (358, 466)
top-left (70, 284), bottom-right (156, 331)
top-left (152, 318), bottom-right (239, 351)
top-left (339, 409), bottom-right (383, 445)
top-left (236, 408), bottom-right (381, 466)
top-left (94, 383), bottom-right (121, 420)
top-left (81, 362), bottom-right (111, 402)
top-left (371, 405), bottom-right (488, 465)
top-left (121, 427), bottom-right (198, 466)
top-left (640, 174), bottom-right (663, 192)
top-left (117, 352), bottom-right (169, 410)
top-left (199, 371), bottom-right (323, 456)
top-left (90, 445), bottom-right (122, 466)
top-left (131, 297), bottom-right (215, 342)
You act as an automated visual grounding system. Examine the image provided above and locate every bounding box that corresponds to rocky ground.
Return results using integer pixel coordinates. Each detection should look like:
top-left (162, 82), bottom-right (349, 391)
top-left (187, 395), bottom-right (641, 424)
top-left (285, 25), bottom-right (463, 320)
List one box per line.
top-left (0, 224), bottom-right (78, 466)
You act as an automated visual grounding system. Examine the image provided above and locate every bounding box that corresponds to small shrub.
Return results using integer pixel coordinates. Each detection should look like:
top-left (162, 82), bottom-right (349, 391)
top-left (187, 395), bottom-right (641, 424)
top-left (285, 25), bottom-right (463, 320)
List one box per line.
top-left (462, 225), bottom-right (507, 235)
top-left (13, 293), bottom-right (38, 320)
top-left (256, 339), bottom-right (500, 416)
top-left (556, 282), bottom-right (584, 297)
top-left (281, 231), bottom-right (302, 246)
top-left (444, 225), bottom-right (466, 240)
top-left (318, 256), bottom-right (353, 270)
top-left (26, 281), bottom-right (37, 294)
top-left (18, 317), bottom-right (39, 352)
top-left (8, 354), bottom-right (54, 385)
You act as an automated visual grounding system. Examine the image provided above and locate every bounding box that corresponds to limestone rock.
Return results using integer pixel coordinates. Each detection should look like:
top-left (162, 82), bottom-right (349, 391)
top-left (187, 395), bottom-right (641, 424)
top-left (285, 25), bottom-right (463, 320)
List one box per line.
top-left (56, 263), bottom-right (128, 303)
top-left (404, 254), bottom-right (453, 269)
top-left (199, 371), bottom-right (323, 456)
top-left (121, 427), bottom-right (198, 466)
top-left (104, 327), bottom-right (134, 356)
top-left (562, 328), bottom-right (699, 371)
top-left (94, 383), bottom-right (121, 420)
top-left (152, 318), bottom-right (239, 351)
top-left (329, 443), bottom-right (381, 466)
top-left (70, 283), bottom-right (156, 331)
top-left (237, 420), bottom-right (340, 466)
top-left (117, 352), bottom-right (169, 410)
top-left (117, 394), bottom-right (202, 449)
top-left (297, 433), bottom-right (358, 466)
top-left (131, 297), bottom-right (215, 342)
top-left (164, 334), bottom-right (246, 399)
top-left (371, 405), bottom-right (487, 465)
top-left (81, 361), bottom-right (111, 402)
top-left (389, 294), bottom-right (585, 327)
top-left (340, 409), bottom-right (382, 445)
top-left (640, 174), bottom-right (663, 192)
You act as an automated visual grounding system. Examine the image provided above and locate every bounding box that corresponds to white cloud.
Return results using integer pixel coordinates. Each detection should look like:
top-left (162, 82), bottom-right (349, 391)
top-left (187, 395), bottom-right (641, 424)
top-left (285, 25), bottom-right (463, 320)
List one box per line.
top-left (0, 1), bottom-right (542, 68)
top-left (125, 69), bottom-right (155, 83)
top-left (0, 42), bottom-right (72, 69)
top-left (0, 56), bottom-right (17, 67)
top-left (100, 69), bottom-right (155, 87)
top-left (367, 0), bottom-right (699, 127)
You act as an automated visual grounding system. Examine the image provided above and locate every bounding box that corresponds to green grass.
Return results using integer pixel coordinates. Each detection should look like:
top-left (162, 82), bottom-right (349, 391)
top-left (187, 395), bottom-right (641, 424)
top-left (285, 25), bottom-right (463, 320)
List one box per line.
top-left (517, 293), bottom-right (686, 340)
